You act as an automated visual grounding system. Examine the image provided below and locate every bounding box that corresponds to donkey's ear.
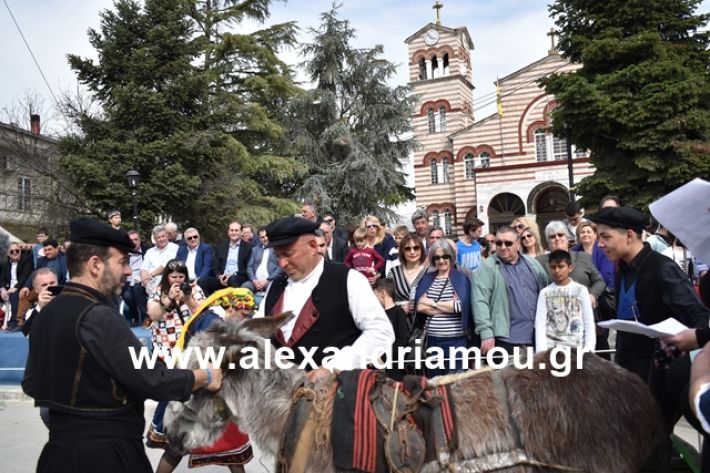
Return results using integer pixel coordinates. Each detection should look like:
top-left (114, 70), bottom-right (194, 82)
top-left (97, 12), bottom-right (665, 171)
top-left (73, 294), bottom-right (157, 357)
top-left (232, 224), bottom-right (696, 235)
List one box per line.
top-left (242, 311), bottom-right (295, 338)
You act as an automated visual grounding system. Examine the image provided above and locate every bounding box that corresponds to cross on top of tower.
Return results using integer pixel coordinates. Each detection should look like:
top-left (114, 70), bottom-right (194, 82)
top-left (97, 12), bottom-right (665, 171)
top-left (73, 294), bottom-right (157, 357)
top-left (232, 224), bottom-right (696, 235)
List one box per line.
top-left (547, 28), bottom-right (558, 51)
top-left (433, 1), bottom-right (443, 25)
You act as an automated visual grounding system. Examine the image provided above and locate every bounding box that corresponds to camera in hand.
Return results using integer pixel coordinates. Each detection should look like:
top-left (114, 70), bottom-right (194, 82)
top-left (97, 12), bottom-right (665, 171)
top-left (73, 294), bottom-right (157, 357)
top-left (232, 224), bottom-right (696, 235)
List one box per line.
top-left (179, 282), bottom-right (192, 296)
top-left (47, 285), bottom-right (63, 296)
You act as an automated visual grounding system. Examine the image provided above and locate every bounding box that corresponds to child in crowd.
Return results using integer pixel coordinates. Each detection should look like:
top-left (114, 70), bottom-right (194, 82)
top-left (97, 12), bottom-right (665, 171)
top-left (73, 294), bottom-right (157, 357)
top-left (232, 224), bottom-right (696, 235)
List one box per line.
top-left (344, 227), bottom-right (385, 281)
top-left (535, 250), bottom-right (596, 353)
top-left (373, 278), bottom-right (409, 380)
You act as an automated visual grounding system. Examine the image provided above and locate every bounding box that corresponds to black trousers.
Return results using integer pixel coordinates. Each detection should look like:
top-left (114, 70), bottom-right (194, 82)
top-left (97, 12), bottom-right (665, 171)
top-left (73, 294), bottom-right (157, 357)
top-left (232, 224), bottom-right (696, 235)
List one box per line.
top-left (37, 437), bottom-right (151, 473)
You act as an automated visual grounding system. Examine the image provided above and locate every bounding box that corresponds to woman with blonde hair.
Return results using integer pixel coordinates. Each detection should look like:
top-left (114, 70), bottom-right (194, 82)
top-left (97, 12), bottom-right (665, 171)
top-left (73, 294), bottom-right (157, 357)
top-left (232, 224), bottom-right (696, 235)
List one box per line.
top-left (361, 215), bottom-right (397, 278)
top-left (520, 226), bottom-right (545, 257)
top-left (511, 216), bottom-right (539, 236)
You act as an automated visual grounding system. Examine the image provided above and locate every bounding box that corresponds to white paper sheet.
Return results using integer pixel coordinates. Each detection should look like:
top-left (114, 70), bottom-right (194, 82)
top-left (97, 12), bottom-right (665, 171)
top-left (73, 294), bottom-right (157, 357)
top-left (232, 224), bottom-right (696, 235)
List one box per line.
top-left (648, 178), bottom-right (710, 265)
top-left (597, 317), bottom-right (688, 338)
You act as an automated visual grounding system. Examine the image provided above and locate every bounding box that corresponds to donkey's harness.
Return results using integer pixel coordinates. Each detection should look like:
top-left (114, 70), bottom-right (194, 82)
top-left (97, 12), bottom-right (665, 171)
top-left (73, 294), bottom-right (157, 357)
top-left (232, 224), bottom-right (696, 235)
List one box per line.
top-left (277, 369), bottom-right (584, 473)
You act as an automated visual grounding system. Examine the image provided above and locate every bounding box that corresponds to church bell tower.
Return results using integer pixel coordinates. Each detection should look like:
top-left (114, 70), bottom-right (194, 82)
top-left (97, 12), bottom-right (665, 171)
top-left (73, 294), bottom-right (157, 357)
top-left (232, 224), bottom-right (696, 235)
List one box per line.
top-left (405, 2), bottom-right (475, 235)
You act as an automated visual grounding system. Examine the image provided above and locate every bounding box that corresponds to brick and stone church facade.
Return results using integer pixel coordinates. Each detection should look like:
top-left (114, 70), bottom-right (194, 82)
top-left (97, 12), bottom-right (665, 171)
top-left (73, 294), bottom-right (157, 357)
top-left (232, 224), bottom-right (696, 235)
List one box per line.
top-left (406, 13), bottom-right (593, 236)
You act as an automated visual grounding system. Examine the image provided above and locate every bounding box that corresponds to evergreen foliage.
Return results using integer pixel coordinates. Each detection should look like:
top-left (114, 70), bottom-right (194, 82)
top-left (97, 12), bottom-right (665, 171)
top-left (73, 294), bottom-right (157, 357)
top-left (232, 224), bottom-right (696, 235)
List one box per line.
top-left (284, 5), bottom-right (414, 224)
top-left (541, 0), bottom-right (710, 209)
top-left (61, 0), bottom-right (303, 240)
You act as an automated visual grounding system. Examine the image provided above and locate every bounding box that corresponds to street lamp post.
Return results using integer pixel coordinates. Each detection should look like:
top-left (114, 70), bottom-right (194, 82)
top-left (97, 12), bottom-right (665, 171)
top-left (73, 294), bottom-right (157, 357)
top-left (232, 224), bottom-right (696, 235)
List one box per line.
top-left (563, 122), bottom-right (575, 202)
top-left (125, 170), bottom-right (140, 230)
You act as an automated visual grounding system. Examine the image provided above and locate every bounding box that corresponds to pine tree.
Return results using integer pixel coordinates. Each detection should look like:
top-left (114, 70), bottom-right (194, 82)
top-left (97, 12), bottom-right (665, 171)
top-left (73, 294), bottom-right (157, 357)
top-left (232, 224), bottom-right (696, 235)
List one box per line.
top-left (285, 5), bottom-right (414, 224)
top-left (61, 0), bottom-right (303, 239)
top-left (541, 0), bottom-right (710, 209)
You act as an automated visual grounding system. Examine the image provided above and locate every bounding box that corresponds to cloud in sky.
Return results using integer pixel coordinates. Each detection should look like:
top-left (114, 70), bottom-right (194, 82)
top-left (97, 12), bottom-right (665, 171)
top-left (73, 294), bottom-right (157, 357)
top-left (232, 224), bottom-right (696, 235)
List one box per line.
top-left (1, 0), bottom-right (708, 133)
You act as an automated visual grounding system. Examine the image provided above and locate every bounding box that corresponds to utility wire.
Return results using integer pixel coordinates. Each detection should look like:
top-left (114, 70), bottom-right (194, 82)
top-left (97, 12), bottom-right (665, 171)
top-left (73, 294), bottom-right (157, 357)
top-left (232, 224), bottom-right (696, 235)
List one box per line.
top-left (3, 0), bottom-right (61, 107)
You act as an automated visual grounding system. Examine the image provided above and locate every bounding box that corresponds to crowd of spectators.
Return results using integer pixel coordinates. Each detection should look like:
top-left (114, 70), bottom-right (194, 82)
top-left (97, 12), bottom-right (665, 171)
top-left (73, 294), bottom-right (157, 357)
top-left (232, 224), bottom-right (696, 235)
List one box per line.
top-left (5, 196), bottom-right (710, 473)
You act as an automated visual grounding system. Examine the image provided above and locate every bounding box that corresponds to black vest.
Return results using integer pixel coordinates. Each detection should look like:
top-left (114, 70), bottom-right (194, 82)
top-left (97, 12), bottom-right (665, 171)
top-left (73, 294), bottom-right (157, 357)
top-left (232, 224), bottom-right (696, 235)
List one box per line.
top-left (264, 262), bottom-right (361, 366)
top-left (23, 283), bottom-right (138, 416)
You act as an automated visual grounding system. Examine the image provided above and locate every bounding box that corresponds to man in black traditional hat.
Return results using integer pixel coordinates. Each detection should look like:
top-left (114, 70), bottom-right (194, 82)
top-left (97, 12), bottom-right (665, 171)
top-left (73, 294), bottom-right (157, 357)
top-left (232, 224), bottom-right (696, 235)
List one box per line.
top-left (22, 218), bottom-right (222, 473)
top-left (592, 207), bottom-right (710, 472)
top-left (591, 207), bottom-right (709, 379)
top-left (254, 216), bottom-right (394, 380)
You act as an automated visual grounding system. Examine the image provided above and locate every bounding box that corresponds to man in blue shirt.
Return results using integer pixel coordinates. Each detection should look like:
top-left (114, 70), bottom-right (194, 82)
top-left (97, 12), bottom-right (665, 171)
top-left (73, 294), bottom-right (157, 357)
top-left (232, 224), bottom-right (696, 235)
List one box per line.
top-left (456, 218), bottom-right (484, 273)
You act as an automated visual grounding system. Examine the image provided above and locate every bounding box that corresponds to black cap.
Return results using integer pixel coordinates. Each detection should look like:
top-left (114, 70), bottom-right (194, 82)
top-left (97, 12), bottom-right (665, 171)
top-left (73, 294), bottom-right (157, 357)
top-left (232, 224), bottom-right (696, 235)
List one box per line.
top-left (588, 207), bottom-right (648, 234)
top-left (69, 218), bottom-right (138, 253)
top-left (265, 217), bottom-right (319, 248)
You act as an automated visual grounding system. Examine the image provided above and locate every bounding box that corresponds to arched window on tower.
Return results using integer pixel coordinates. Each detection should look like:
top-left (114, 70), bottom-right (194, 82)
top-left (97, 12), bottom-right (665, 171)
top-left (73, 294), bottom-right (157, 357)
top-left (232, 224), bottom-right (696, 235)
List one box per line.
top-left (427, 108), bottom-right (435, 133)
top-left (438, 106), bottom-right (446, 132)
top-left (464, 153), bottom-right (475, 179)
top-left (478, 151), bottom-right (490, 168)
top-left (443, 209), bottom-right (452, 235)
top-left (431, 210), bottom-right (441, 228)
top-left (431, 55), bottom-right (439, 78)
top-left (442, 157), bottom-right (450, 183)
top-left (443, 53), bottom-right (450, 76)
top-left (418, 57), bottom-right (426, 80)
top-left (430, 159), bottom-right (438, 184)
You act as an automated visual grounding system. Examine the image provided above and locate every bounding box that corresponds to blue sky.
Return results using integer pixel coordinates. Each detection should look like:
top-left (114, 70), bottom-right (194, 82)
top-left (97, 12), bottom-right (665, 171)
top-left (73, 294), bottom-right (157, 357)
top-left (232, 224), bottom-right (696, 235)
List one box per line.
top-left (1, 0), bottom-right (708, 133)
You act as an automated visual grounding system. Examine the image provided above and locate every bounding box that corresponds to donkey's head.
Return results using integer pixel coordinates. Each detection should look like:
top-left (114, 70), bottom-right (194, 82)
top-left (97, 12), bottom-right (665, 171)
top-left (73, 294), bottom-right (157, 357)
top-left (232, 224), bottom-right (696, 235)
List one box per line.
top-left (165, 311), bottom-right (297, 453)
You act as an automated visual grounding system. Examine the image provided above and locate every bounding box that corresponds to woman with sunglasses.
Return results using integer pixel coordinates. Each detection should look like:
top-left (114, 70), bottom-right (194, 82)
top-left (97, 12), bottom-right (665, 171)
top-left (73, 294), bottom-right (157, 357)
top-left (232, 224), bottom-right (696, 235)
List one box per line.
top-left (519, 226), bottom-right (544, 257)
top-left (386, 234), bottom-right (428, 331)
top-left (361, 215), bottom-right (397, 278)
top-left (412, 239), bottom-right (473, 377)
top-left (511, 216), bottom-right (539, 236)
top-left (145, 259), bottom-right (206, 452)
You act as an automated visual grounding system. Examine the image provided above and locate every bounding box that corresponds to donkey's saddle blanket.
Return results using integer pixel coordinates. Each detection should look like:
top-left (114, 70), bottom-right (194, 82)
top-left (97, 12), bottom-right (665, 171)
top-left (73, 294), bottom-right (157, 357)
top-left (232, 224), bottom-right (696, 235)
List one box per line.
top-left (331, 369), bottom-right (458, 473)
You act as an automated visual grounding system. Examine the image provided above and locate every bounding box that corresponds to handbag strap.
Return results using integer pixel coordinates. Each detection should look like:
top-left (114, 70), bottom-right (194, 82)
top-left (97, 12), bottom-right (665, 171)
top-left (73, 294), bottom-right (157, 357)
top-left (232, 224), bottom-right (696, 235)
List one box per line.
top-left (433, 277), bottom-right (450, 303)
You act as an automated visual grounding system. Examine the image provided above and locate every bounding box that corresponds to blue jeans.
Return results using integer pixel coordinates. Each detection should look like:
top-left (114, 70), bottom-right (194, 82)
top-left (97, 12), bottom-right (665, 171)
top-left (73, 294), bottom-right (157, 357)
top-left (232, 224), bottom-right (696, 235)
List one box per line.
top-left (122, 282), bottom-right (147, 325)
top-left (426, 335), bottom-right (468, 378)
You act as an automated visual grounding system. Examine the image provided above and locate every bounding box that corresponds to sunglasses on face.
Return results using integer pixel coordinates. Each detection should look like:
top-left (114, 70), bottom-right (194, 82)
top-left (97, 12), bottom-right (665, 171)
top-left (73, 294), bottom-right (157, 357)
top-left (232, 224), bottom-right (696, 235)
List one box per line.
top-left (186, 235), bottom-right (199, 241)
top-left (432, 254), bottom-right (452, 262)
top-left (520, 234), bottom-right (533, 241)
top-left (513, 224), bottom-right (525, 230)
top-left (404, 246), bottom-right (421, 252)
top-left (549, 233), bottom-right (567, 239)
top-left (495, 240), bottom-right (515, 247)
top-left (9, 249), bottom-right (20, 254)
top-left (366, 224), bottom-right (379, 229)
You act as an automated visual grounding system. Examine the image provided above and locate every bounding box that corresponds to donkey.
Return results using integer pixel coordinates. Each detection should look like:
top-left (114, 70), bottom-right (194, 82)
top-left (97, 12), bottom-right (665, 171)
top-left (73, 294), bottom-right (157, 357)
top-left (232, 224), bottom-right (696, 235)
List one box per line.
top-left (165, 312), bottom-right (662, 473)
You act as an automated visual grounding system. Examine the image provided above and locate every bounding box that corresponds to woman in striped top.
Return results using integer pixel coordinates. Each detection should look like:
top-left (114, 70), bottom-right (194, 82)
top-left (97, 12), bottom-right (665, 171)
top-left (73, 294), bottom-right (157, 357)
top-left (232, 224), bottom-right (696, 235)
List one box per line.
top-left (413, 240), bottom-right (473, 378)
top-left (386, 234), bottom-right (428, 332)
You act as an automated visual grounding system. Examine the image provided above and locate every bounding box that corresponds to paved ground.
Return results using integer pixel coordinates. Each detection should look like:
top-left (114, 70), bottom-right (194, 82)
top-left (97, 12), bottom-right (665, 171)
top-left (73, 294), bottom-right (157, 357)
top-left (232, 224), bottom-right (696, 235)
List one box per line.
top-left (0, 394), bottom-right (276, 473)
top-left (0, 386), bottom-right (702, 473)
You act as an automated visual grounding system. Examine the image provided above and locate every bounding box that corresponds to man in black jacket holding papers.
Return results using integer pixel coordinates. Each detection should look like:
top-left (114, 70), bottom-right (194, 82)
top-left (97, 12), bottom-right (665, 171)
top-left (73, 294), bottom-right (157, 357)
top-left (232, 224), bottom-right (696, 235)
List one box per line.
top-left (592, 207), bottom-right (710, 472)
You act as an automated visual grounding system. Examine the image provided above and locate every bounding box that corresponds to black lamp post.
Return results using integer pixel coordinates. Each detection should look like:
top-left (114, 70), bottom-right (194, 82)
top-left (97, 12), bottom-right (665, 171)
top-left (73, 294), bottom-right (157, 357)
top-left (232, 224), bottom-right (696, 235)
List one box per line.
top-left (562, 122), bottom-right (575, 202)
top-left (125, 170), bottom-right (140, 230)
